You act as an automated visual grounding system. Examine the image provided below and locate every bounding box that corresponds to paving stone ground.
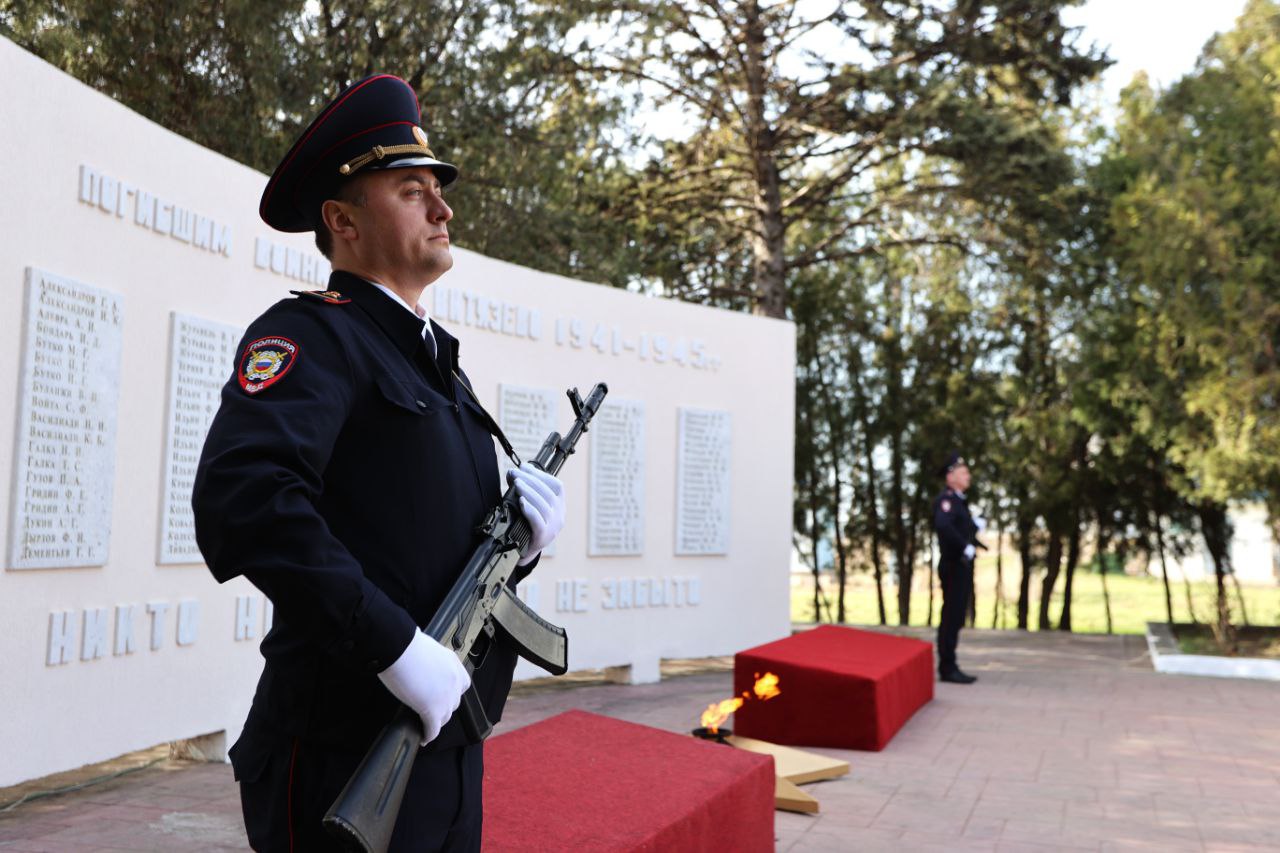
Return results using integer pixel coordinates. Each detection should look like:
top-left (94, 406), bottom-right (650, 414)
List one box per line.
top-left (1, 627), bottom-right (1277, 851)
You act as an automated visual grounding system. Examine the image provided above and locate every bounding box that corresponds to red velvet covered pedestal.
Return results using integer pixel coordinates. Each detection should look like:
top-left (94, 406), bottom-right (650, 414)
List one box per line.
top-left (733, 626), bottom-right (934, 751)
top-left (482, 710), bottom-right (775, 852)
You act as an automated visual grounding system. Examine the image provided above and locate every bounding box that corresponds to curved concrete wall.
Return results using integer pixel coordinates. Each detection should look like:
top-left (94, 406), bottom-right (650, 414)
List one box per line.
top-left (0, 38), bottom-right (795, 786)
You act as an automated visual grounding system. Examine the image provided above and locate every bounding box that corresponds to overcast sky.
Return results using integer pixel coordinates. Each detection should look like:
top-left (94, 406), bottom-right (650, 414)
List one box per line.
top-left (1062, 0), bottom-right (1249, 105)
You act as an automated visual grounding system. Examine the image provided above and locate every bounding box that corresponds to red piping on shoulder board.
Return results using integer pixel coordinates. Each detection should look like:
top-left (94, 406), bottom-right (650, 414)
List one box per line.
top-left (239, 336), bottom-right (300, 394)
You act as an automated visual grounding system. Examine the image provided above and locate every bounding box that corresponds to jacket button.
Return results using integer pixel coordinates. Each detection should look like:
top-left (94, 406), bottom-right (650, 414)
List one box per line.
top-left (416, 400), bottom-right (427, 408)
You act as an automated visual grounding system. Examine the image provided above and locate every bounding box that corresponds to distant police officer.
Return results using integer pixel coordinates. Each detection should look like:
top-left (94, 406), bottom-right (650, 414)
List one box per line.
top-left (193, 74), bottom-right (566, 851)
top-left (933, 452), bottom-right (984, 684)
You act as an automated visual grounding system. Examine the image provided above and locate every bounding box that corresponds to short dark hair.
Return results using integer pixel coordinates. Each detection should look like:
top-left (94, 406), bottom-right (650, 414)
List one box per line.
top-left (314, 182), bottom-right (367, 260)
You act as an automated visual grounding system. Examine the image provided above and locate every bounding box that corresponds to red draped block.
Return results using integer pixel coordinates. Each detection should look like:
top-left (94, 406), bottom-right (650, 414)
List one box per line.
top-left (733, 626), bottom-right (934, 751)
top-left (482, 709), bottom-right (775, 852)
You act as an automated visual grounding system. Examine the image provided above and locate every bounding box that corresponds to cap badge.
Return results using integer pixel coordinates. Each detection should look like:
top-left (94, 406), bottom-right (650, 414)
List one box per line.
top-left (413, 126), bottom-right (430, 147)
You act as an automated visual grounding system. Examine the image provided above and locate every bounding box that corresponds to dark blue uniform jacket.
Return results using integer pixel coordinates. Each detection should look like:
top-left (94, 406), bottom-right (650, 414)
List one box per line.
top-left (933, 488), bottom-right (979, 563)
top-left (193, 271), bottom-right (526, 751)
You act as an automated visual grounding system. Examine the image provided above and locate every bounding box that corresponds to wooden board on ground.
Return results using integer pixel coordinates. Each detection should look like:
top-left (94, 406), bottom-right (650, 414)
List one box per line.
top-left (774, 775), bottom-right (819, 814)
top-left (726, 735), bottom-right (850, 784)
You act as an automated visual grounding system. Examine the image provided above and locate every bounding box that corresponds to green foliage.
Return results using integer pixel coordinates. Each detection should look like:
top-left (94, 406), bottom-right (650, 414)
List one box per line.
top-left (0, 0), bottom-right (640, 283)
top-left (571, 0), bottom-right (1107, 317)
top-left (3, 1), bottom-right (1276, 635)
top-left (1105, 0), bottom-right (1280, 510)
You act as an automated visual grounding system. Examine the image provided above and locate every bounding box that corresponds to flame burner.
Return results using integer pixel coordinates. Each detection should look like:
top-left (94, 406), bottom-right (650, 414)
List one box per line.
top-left (691, 727), bottom-right (733, 745)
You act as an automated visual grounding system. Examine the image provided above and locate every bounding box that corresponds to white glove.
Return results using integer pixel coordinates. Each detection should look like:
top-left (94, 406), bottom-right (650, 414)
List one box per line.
top-left (377, 630), bottom-right (471, 746)
top-left (508, 463), bottom-right (565, 566)
top-left (971, 511), bottom-right (987, 532)
top-left (963, 544), bottom-right (977, 561)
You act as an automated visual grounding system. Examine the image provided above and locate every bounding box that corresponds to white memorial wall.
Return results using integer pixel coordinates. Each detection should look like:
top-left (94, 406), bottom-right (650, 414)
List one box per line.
top-left (0, 37), bottom-right (796, 787)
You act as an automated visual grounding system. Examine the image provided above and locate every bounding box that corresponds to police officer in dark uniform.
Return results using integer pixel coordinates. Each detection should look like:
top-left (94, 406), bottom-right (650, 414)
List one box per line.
top-left (932, 452), bottom-right (984, 684)
top-left (193, 74), bottom-right (566, 851)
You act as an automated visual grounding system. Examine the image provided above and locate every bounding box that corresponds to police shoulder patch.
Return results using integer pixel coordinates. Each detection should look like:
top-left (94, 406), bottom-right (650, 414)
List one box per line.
top-left (941, 499), bottom-right (952, 513)
top-left (290, 289), bottom-right (351, 305)
top-left (239, 336), bottom-right (299, 394)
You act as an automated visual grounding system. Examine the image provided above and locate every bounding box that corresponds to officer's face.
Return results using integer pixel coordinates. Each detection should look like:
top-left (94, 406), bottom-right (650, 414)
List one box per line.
top-left (947, 464), bottom-right (972, 492)
top-left (350, 166), bottom-right (454, 285)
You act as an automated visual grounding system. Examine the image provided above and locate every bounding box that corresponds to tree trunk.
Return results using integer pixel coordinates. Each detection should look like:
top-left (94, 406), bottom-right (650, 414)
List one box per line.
top-left (1182, 573), bottom-right (1199, 624)
top-left (1057, 517), bottom-right (1081, 632)
top-left (1016, 513), bottom-right (1034, 630)
top-left (850, 360), bottom-right (887, 626)
top-left (906, 507), bottom-right (920, 625)
top-left (993, 524), bottom-right (1005, 629)
top-left (1038, 529), bottom-right (1064, 630)
top-left (1092, 520), bottom-right (1113, 634)
top-left (1154, 512), bottom-right (1174, 625)
top-left (807, 463), bottom-right (826, 624)
top-left (742, 0), bottom-right (787, 319)
top-left (927, 536), bottom-right (935, 627)
top-left (1100, 553), bottom-right (1113, 634)
top-left (1230, 572), bottom-right (1250, 626)
top-left (891, 429), bottom-right (909, 625)
top-left (1197, 502), bottom-right (1235, 645)
top-left (830, 469), bottom-right (849, 624)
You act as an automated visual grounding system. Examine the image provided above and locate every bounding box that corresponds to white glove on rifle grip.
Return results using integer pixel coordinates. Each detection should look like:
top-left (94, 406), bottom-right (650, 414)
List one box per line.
top-left (963, 544), bottom-right (977, 561)
top-left (507, 463), bottom-right (566, 566)
top-left (377, 630), bottom-right (471, 746)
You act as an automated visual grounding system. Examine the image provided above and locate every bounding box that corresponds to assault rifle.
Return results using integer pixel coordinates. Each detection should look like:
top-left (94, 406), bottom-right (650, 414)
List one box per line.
top-left (323, 382), bottom-right (608, 853)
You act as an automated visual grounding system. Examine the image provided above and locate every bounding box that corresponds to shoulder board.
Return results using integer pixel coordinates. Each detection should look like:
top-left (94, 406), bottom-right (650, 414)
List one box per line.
top-left (290, 289), bottom-right (351, 305)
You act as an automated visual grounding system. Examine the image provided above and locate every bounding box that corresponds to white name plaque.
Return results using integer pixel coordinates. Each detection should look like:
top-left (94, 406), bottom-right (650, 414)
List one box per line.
top-left (158, 313), bottom-right (242, 563)
top-left (498, 384), bottom-right (559, 556)
top-left (588, 399), bottom-right (646, 556)
top-left (498, 384), bottom-right (559, 465)
top-left (9, 268), bottom-right (124, 569)
top-left (675, 408), bottom-right (732, 555)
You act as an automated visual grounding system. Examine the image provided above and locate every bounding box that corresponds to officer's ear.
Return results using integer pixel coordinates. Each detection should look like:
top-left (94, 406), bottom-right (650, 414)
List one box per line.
top-left (321, 198), bottom-right (360, 246)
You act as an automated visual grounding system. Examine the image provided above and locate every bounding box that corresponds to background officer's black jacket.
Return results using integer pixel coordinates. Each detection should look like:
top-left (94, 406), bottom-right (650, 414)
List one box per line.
top-left (933, 488), bottom-right (978, 563)
top-left (194, 271), bottom-right (525, 750)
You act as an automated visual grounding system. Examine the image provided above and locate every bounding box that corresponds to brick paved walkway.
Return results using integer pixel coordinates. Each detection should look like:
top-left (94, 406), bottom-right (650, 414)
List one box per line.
top-left (1, 627), bottom-right (1277, 851)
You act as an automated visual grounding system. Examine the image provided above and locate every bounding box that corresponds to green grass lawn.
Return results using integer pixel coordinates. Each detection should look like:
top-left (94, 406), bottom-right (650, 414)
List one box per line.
top-left (791, 554), bottom-right (1280, 634)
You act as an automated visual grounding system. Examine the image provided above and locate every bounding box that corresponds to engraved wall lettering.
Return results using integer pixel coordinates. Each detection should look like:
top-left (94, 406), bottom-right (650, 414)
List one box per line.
top-left (588, 399), bottom-right (645, 556)
top-left (47, 611), bottom-right (75, 666)
top-left (158, 313), bottom-right (242, 563)
top-left (676, 408), bottom-right (732, 555)
top-left (114, 604), bottom-right (138, 656)
top-left (498, 384), bottom-right (559, 556)
top-left (8, 269), bottom-right (124, 569)
top-left (81, 607), bottom-right (109, 660)
top-left (176, 600), bottom-right (199, 646)
top-left (147, 601), bottom-right (169, 650)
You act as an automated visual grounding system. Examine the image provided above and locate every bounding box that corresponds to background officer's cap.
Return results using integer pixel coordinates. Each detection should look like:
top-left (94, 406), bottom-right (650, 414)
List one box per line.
top-left (259, 74), bottom-right (458, 233)
top-left (937, 451), bottom-right (967, 478)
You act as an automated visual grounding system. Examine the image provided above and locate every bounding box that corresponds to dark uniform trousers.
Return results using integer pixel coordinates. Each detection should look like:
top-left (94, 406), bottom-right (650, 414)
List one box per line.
top-left (932, 488), bottom-right (978, 674)
top-left (234, 724), bottom-right (482, 853)
top-left (194, 272), bottom-right (531, 851)
top-left (935, 556), bottom-right (973, 674)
